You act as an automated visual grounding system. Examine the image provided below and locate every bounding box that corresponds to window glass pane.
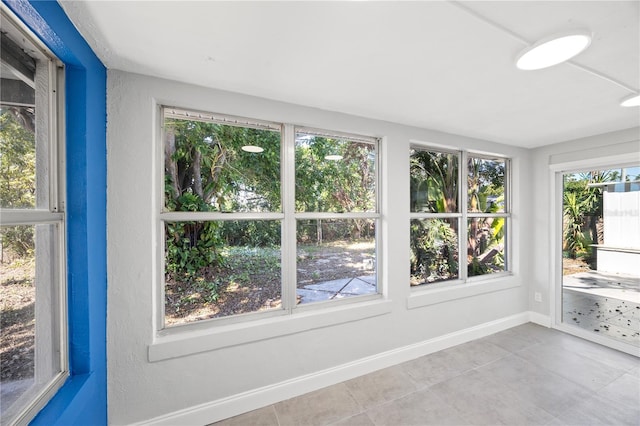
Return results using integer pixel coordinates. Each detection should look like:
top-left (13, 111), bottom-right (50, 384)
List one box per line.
top-left (164, 220), bottom-right (281, 326)
top-left (0, 108), bottom-right (36, 209)
top-left (468, 157), bottom-right (505, 213)
top-left (1, 224), bottom-right (61, 421)
top-left (468, 217), bottom-right (506, 277)
top-left (296, 219), bottom-right (376, 304)
top-left (164, 114), bottom-right (281, 213)
top-left (410, 218), bottom-right (459, 285)
top-left (295, 132), bottom-right (376, 213)
top-left (410, 149), bottom-right (458, 213)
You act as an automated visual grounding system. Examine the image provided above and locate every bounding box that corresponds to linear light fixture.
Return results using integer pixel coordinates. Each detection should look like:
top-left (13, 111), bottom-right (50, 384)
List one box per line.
top-left (450, 2), bottom-right (639, 108)
top-left (620, 94), bottom-right (640, 107)
top-left (516, 32), bottom-right (592, 70)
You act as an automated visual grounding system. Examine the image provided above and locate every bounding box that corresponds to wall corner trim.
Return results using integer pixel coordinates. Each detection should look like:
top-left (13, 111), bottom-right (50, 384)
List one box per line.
top-left (528, 311), bottom-right (552, 327)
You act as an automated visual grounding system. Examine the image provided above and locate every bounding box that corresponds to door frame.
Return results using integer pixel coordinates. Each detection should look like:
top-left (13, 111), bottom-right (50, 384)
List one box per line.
top-left (549, 154), bottom-right (639, 356)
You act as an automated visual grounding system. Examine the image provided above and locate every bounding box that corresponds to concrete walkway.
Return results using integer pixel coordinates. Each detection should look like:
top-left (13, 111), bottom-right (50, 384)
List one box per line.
top-left (297, 275), bottom-right (376, 303)
top-left (563, 271), bottom-right (640, 304)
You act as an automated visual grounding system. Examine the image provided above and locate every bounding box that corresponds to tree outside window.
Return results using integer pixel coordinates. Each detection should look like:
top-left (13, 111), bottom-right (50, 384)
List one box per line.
top-left (410, 147), bottom-right (509, 286)
top-left (161, 109), bottom-right (379, 327)
top-left (1, 13), bottom-right (66, 424)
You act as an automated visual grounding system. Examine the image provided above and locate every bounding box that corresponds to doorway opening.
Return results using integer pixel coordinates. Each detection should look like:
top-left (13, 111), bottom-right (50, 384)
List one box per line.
top-left (560, 166), bottom-right (640, 348)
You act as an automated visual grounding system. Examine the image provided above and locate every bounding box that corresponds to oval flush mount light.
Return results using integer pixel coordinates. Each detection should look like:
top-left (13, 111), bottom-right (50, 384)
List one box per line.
top-left (241, 145), bottom-right (264, 153)
top-left (516, 31), bottom-right (592, 70)
top-left (324, 155), bottom-right (343, 161)
top-left (620, 94), bottom-right (640, 107)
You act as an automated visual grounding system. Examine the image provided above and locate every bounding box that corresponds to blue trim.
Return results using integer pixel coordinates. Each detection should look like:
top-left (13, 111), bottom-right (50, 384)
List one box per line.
top-left (1, 0), bottom-right (107, 424)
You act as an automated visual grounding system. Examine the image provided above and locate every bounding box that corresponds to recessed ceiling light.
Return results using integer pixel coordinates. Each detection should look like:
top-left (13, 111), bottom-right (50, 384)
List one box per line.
top-left (516, 32), bottom-right (591, 70)
top-left (620, 94), bottom-right (640, 107)
top-left (241, 145), bottom-right (264, 153)
top-left (325, 155), bottom-right (343, 161)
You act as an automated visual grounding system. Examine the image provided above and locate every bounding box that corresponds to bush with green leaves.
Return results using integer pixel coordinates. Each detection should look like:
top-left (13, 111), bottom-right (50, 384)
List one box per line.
top-left (563, 191), bottom-right (590, 258)
top-left (1, 108), bottom-right (36, 260)
top-left (410, 219), bottom-right (458, 284)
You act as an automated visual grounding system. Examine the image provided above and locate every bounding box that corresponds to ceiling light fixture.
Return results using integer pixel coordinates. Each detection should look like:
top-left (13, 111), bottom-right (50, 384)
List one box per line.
top-left (516, 32), bottom-right (591, 70)
top-left (620, 94), bottom-right (640, 107)
top-left (241, 145), bottom-right (264, 153)
top-left (451, 3), bottom-right (639, 108)
top-left (324, 155), bottom-right (343, 161)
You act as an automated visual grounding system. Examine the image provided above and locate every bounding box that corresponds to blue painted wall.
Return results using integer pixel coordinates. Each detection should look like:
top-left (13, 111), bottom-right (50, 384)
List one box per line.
top-left (1, 0), bottom-right (107, 424)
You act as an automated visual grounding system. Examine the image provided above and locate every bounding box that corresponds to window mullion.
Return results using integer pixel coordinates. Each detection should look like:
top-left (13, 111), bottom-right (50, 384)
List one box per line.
top-left (460, 150), bottom-right (469, 282)
top-left (159, 212), bottom-right (285, 222)
top-left (282, 124), bottom-right (297, 312)
top-left (409, 212), bottom-right (461, 219)
top-left (0, 210), bottom-right (64, 225)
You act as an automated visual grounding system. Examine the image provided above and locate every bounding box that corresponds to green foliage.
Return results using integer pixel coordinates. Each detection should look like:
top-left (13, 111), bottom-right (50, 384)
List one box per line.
top-left (165, 221), bottom-right (223, 280)
top-left (165, 119), bottom-right (281, 213)
top-left (563, 192), bottom-right (589, 259)
top-left (295, 135), bottom-right (375, 214)
top-left (219, 221), bottom-right (280, 247)
top-left (467, 215), bottom-right (505, 276)
top-left (164, 118), bottom-right (284, 281)
top-left (468, 257), bottom-right (491, 276)
top-left (410, 219), bottom-right (458, 284)
top-left (1, 225), bottom-right (34, 258)
top-left (468, 157), bottom-right (505, 213)
top-left (1, 109), bottom-right (36, 259)
top-left (410, 150), bottom-right (457, 213)
top-left (0, 109), bottom-right (35, 209)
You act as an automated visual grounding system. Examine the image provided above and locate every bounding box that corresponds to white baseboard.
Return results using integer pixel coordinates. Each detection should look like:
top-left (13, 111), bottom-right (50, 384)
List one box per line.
top-left (528, 311), bottom-right (552, 327)
top-left (138, 312), bottom-right (531, 426)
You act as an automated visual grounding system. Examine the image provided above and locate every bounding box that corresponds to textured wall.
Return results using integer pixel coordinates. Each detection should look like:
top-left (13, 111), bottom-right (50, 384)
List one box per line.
top-left (107, 70), bottom-right (531, 425)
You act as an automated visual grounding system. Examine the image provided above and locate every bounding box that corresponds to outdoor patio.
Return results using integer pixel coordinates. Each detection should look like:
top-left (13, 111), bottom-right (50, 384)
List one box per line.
top-left (297, 275), bottom-right (377, 303)
top-left (563, 270), bottom-right (640, 347)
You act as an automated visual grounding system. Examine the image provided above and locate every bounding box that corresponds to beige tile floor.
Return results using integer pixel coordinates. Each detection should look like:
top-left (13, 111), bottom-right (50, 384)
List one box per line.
top-left (214, 323), bottom-right (639, 426)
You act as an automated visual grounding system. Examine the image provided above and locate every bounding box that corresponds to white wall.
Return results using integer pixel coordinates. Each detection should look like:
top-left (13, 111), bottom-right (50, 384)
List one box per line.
top-left (603, 191), bottom-right (640, 248)
top-left (529, 128), bottom-right (640, 319)
top-left (107, 70), bottom-right (533, 425)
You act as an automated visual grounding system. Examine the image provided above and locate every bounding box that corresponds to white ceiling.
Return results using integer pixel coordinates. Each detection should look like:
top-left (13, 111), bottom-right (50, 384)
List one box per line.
top-left (59, 1), bottom-right (640, 148)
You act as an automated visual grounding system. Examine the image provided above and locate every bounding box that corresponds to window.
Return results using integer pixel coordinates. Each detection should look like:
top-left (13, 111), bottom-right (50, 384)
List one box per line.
top-left (160, 108), bottom-right (379, 328)
top-left (0, 10), bottom-right (67, 425)
top-left (410, 146), bottom-right (509, 286)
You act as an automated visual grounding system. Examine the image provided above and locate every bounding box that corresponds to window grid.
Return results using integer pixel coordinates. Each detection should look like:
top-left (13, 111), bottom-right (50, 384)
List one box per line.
top-left (410, 145), bottom-right (510, 287)
top-left (158, 109), bottom-right (381, 330)
top-left (0, 7), bottom-right (67, 424)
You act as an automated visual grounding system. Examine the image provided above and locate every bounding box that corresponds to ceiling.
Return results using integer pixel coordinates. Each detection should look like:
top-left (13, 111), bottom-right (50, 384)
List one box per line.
top-left (59, 1), bottom-right (640, 148)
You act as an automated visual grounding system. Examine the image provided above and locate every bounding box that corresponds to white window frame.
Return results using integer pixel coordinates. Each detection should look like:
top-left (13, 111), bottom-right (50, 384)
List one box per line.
top-left (409, 143), bottom-right (511, 291)
top-left (0, 7), bottom-right (67, 425)
top-left (157, 107), bottom-right (381, 333)
top-left (290, 126), bottom-right (381, 314)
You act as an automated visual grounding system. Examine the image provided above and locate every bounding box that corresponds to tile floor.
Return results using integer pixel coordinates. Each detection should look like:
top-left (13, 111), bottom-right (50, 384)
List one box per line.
top-left (214, 323), bottom-right (640, 426)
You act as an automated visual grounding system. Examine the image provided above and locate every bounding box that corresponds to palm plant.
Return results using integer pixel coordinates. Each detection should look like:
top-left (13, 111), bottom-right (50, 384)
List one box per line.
top-left (563, 192), bottom-right (588, 258)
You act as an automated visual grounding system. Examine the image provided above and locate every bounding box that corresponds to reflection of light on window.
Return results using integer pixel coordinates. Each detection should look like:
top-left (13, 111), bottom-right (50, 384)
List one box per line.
top-left (324, 154), bottom-right (343, 161)
top-left (241, 145), bottom-right (263, 153)
top-left (295, 134), bottom-right (314, 146)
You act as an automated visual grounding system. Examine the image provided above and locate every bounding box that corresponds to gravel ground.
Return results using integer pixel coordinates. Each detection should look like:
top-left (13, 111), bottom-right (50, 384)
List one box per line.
top-left (1, 256), bottom-right (35, 384)
top-left (165, 241), bottom-right (375, 326)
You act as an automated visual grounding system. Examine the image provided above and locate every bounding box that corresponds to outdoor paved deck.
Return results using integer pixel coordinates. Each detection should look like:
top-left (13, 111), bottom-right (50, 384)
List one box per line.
top-left (563, 271), bottom-right (640, 347)
top-left (297, 275), bottom-right (376, 303)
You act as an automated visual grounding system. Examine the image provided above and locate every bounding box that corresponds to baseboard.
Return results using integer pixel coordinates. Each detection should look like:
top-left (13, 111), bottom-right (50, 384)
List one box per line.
top-left (528, 311), bottom-right (552, 327)
top-left (138, 312), bottom-right (531, 426)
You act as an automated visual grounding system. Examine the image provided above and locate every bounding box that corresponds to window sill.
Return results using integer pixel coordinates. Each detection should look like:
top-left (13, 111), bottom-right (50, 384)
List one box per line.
top-left (148, 297), bottom-right (392, 362)
top-left (407, 273), bottom-right (518, 310)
